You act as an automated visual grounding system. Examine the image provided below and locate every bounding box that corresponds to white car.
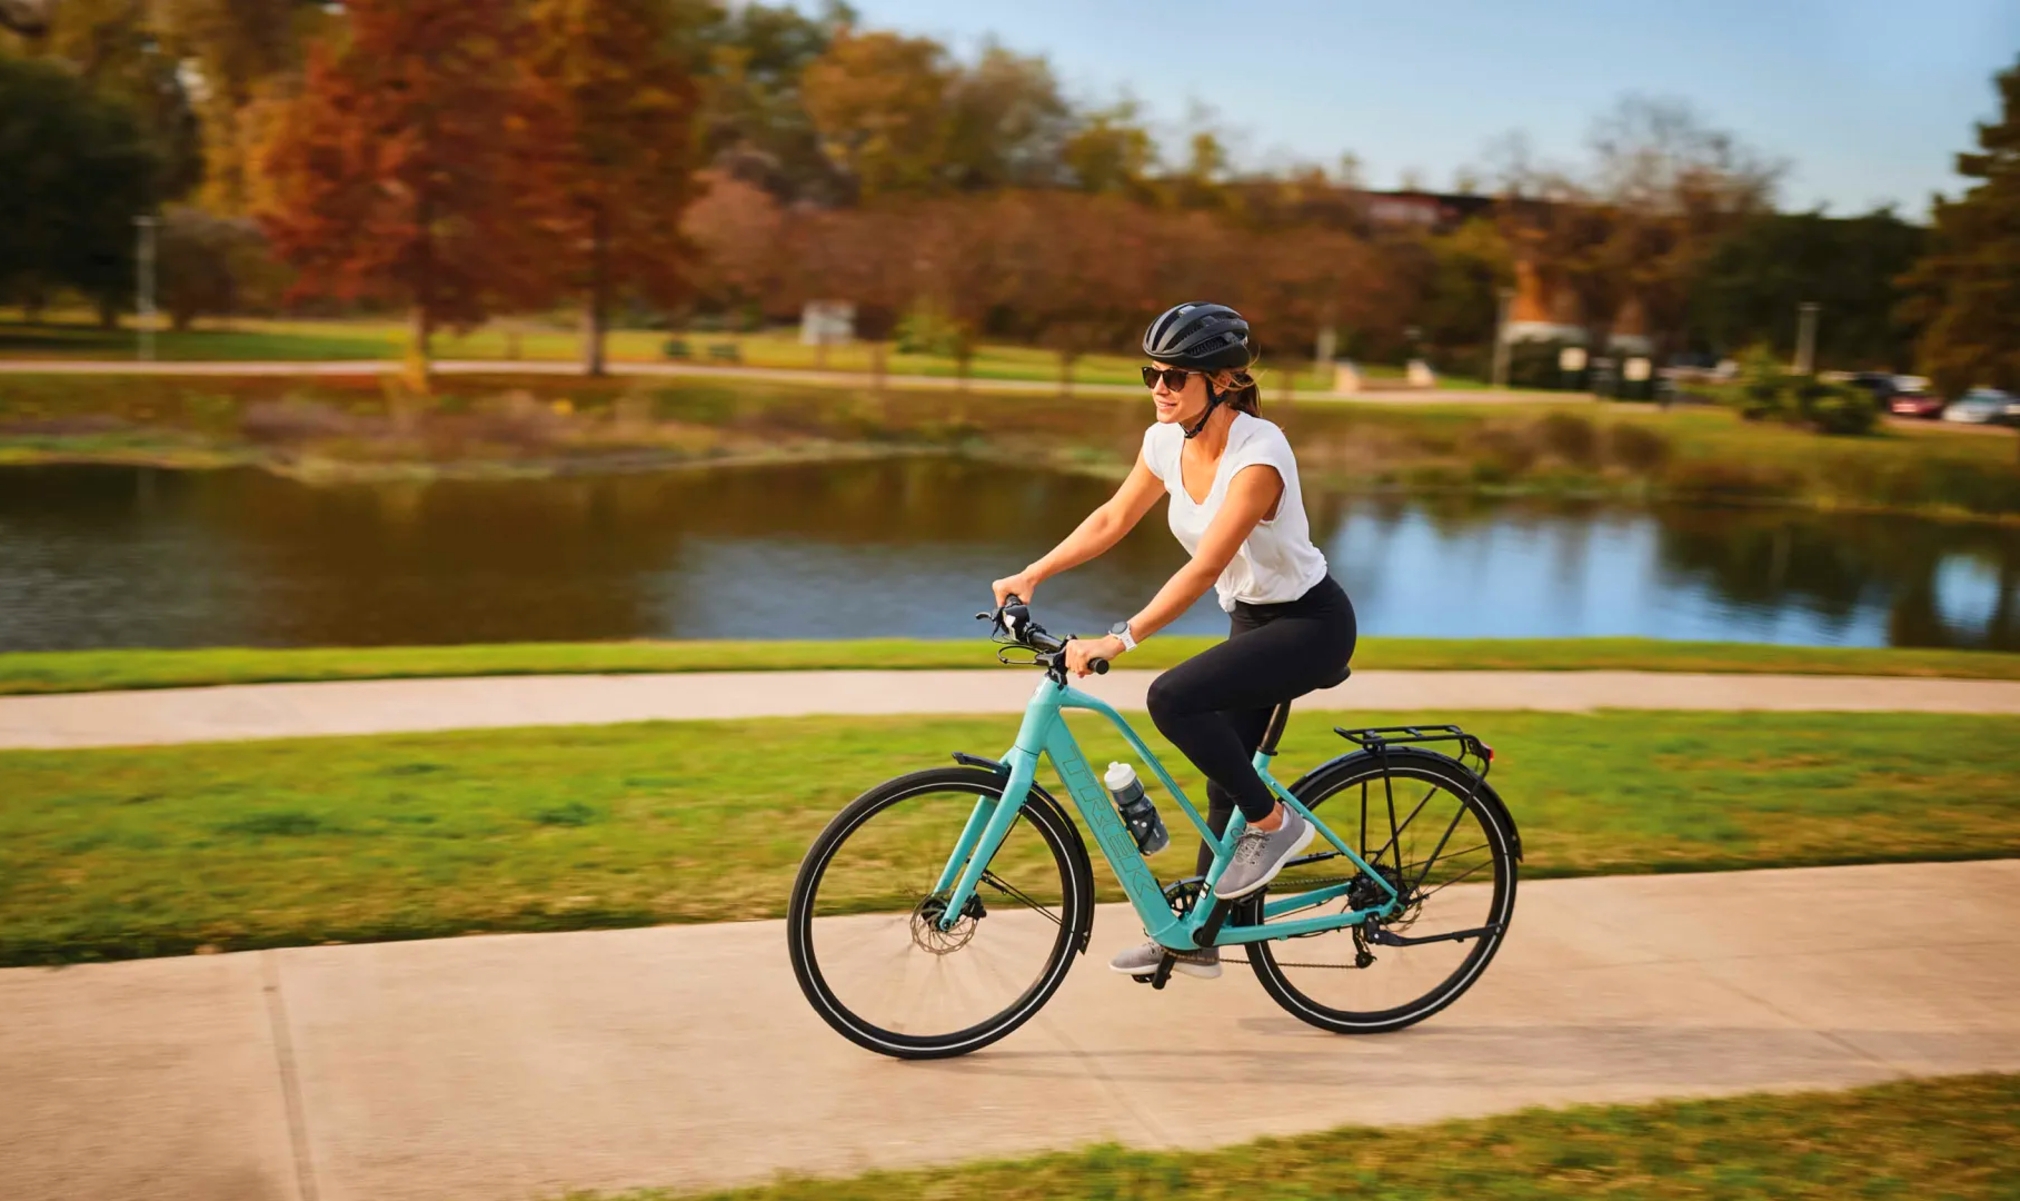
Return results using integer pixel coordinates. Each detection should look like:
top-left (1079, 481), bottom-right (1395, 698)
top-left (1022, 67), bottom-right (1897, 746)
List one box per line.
top-left (1942, 389), bottom-right (2014, 424)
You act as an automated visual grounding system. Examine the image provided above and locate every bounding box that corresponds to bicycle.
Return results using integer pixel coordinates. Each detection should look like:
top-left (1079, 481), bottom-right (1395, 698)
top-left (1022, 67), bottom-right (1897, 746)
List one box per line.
top-left (786, 597), bottom-right (1521, 1060)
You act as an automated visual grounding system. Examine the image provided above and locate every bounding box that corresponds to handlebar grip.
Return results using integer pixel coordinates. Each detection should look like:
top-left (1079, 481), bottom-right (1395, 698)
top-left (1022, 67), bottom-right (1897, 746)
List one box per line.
top-left (1091, 658), bottom-right (1110, 675)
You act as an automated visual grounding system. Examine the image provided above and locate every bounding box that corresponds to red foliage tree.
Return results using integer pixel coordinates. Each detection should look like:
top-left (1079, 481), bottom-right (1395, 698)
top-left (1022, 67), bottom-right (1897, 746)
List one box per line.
top-left (253, 0), bottom-right (557, 365)
top-left (525, 0), bottom-right (703, 375)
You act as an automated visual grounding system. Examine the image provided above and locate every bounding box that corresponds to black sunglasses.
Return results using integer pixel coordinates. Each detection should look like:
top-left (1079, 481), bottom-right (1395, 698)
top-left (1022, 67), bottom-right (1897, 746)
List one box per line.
top-left (1141, 365), bottom-right (1197, 390)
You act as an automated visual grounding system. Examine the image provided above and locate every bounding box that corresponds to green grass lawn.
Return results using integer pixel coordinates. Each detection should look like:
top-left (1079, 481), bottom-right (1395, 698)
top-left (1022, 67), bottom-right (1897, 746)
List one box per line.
top-left (605, 1074), bottom-right (2019, 1200)
top-left (2, 709), bottom-right (2014, 966)
top-left (0, 315), bottom-right (1510, 392)
top-left (2, 636), bottom-right (2017, 696)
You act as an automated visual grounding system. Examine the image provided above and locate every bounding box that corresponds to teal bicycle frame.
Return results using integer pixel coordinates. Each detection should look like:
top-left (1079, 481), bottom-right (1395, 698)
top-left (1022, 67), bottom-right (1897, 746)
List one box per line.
top-left (929, 676), bottom-right (1400, 951)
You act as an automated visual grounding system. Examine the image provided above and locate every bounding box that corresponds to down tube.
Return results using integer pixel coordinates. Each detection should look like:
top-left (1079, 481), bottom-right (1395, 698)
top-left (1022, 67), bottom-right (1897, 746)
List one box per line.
top-left (1042, 723), bottom-right (1189, 940)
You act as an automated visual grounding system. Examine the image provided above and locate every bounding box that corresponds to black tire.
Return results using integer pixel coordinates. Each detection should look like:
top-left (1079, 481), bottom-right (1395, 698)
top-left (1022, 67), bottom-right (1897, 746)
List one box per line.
top-left (1247, 750), bottom-right (1517, 1034)
top-left (787, 766), bottom-right (1093, 1060)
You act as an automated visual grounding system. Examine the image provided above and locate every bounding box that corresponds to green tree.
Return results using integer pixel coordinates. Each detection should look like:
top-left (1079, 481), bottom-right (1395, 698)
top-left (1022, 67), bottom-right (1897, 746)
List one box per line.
top-left (14, 0), bottom-right (204, 200)
top-left (0, 54), bottom-right (158, 324)
top-left (1898, 55), bottom-right (2020, 398)
top-left (1691, 210), bottom-right (1925, 368)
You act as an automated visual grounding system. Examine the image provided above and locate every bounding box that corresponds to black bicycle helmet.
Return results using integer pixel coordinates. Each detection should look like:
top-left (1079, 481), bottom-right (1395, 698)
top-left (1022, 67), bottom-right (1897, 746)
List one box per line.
top-left (1143, 302), bottom-right (1254, 438)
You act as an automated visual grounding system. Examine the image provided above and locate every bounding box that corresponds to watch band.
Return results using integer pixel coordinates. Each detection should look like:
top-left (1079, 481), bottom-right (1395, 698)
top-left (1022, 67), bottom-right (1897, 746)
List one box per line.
top-left (1111, 621), bottom-right (1138, 653)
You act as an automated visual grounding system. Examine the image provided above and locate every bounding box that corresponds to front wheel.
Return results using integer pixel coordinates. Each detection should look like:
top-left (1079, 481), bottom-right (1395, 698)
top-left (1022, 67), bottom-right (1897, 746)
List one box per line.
top-left (1247, 750), bottom-right (1518, 1034)
top-left (787, 766), bottom-right (1093, 1059)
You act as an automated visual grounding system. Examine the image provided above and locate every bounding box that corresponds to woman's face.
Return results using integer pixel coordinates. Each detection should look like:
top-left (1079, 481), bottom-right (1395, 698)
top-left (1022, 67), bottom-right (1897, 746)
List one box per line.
top-left (1148, 361), bottom-right (1211, 425)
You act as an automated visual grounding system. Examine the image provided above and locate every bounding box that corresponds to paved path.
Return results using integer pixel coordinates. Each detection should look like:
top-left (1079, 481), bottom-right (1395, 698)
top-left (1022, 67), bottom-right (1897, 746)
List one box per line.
top-left (3, 668), bottom-right (2018, 750)
top-left (0, 357), bottom-right (1552, 405)
top-left (2, 859), bottom-right (2014, 1201)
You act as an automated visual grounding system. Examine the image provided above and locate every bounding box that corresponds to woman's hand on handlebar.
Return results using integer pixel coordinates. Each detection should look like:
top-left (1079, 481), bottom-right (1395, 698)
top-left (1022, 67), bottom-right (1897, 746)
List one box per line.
top-left (991, 569), bottom-right (1041, 608)
top-left (1065, 634), bottom-right (1125, 678)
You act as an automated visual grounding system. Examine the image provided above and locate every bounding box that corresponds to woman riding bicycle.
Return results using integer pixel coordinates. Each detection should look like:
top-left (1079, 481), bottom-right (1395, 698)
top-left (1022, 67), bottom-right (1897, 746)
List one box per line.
top-left (990, 301), bottom-right (1357, 980)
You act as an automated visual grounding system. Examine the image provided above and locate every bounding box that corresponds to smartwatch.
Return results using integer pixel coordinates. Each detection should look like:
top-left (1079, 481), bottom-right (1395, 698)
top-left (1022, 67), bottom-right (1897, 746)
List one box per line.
top-left (1108, 620), bottom-right (1138, 653)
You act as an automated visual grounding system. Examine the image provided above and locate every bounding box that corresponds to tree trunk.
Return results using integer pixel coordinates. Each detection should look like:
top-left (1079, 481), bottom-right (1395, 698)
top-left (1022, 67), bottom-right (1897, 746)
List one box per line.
top-left (582, 204), bottom-right (609, 377)
top-left (1058, 350), bottom-right (1074, 399)
top-left (870, 340), bottom-right (887, 396)
top-left (96, 294), bottom-right (119, 330)
top-left (411, 188), bottom-right (435, 372)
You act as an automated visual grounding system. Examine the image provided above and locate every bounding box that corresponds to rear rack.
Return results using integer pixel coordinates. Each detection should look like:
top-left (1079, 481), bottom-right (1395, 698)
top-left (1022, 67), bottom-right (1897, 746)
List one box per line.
top-left (1333, 724), bottom-right (1494, 779)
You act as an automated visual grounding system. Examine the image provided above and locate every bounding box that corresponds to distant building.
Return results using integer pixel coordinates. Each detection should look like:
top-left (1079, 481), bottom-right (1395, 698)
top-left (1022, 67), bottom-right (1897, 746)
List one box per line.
top-left (1504, 259), bottom-right (1652, 354)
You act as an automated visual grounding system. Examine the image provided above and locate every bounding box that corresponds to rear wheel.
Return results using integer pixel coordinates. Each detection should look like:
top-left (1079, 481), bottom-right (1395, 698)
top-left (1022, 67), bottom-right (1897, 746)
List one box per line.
top-left (1246, 751), bottom-right (1517, 1033)
top-left (787, 767), bottom-right (1091, 1059)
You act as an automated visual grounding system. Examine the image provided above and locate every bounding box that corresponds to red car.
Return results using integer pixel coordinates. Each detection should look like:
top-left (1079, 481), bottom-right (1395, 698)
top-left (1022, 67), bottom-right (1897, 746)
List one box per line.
top-left (1889, 391), bottom-right (1945, 419)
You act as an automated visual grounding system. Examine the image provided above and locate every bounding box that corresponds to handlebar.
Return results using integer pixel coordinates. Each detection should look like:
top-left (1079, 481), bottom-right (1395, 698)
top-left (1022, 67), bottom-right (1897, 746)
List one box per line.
top-left (976, 595), bottom-right (1109, 676)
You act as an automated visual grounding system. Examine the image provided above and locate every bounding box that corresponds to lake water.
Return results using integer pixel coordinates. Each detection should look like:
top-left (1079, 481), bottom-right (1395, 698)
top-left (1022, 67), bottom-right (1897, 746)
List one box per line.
top-left (1, 460), bottom-right (2015, 652)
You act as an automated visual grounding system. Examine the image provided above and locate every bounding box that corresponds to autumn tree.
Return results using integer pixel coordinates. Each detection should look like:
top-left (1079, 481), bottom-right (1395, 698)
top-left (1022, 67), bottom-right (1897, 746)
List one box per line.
top-left (1061, 100), bottom-right (1158, 199)
top-left (801, 28), bottom-right (951, 198)
top-left (526, 0), bottom-right (703, 376)
top-left (254, 0), bottom-right (556, 366)
top-left (164, 0), bottom-right (334, 214)
top-left (1898, 54), bottom-right (2020, 398)
top-left (942, 43), bottom-right (1071, 190)
top-left (791, 204), bottom-right (921, 389)
top-left (1494, 96), bottom-right (1779, 358)
top-left (688, 0), bottom-right (847, 202)
top-left (681, 167), bottom-right (788, 327)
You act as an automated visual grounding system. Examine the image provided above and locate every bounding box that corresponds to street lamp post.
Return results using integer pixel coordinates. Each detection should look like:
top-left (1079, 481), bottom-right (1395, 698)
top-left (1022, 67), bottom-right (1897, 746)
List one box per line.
top-left (134, 215), bottom-right (158, 363)
top-left (1491, 286), bottom-right (1514, 390)
top-left (1793, 301), bottom-right (1819, 376)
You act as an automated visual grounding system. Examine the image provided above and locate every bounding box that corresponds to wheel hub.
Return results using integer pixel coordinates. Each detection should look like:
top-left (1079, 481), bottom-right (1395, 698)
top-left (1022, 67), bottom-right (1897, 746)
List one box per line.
top-left (910, 893), bottom-right (983, 954)
top-left (1348, 864), bottom-right (1415, 922)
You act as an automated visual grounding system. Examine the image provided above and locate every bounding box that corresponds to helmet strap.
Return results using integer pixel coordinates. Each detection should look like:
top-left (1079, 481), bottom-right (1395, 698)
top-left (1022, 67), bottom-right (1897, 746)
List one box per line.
top-left (1183, 379), bottom-right (1222, 440)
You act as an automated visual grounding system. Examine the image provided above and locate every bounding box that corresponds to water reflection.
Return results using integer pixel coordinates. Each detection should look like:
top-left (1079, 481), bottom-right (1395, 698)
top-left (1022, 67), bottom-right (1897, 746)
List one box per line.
top-left (0, 461), bottom-right (2013, 651)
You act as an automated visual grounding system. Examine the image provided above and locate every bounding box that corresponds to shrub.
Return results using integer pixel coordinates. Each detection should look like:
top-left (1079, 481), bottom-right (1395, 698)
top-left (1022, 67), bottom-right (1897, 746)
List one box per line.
top-left (240, 400), bottom-right (354, 443)
top-left (1605, 422), bottom-right (1673, 473)
top-left (1724, 344), bottom-right (1877, 436)
top-left (1795, 378), bottom-right (1879, 436)
top-left (1533, 411), bottom-right (1598, 466)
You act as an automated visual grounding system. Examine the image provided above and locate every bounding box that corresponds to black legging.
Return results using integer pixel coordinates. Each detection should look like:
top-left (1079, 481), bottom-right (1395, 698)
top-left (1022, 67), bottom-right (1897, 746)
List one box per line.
top-left (1144, 575), bottom-right (1357, 878)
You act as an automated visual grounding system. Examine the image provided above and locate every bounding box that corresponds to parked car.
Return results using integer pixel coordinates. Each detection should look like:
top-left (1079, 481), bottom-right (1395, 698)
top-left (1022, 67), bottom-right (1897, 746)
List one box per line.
top-left (1942, 389), bottom-right (2015, 425)
top-left (1846, 372), bottom-right (1900, 404)
top-left (1889, 390), bottom-right (1945, 419)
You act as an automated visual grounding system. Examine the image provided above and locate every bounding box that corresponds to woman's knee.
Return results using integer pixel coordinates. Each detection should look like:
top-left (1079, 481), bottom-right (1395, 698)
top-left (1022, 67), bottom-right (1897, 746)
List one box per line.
top-left (1145, 670), bottom-right (1201, 729)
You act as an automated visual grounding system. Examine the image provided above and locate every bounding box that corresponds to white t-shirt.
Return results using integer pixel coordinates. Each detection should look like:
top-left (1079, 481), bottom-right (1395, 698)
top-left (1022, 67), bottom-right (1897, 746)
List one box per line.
top-left (1141, 412), bottom-right (1330, 612)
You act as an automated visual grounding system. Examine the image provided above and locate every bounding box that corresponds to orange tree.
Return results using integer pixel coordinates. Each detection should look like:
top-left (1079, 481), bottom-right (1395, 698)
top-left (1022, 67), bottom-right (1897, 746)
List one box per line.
top-left (253, 0), bottom-right (556, 365)
top-left (525, 0), bottom-right (702, 375)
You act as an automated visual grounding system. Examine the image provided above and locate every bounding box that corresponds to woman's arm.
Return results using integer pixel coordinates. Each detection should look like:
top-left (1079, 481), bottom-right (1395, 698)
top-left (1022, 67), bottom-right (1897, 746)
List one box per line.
top-left (1064, 464), bottom-right (1283, 675)
top-left (991, 452), bottom-right (1167, 605)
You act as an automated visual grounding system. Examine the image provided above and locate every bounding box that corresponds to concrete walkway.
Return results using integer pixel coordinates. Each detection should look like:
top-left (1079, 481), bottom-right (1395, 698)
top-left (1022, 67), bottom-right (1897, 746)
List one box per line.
top-left (0, 357), bottom-right (1550, 405)
top-left (3, 668), bottom-right (2018, 750)
top-left (2, 859), bottom-right (2014, 1201)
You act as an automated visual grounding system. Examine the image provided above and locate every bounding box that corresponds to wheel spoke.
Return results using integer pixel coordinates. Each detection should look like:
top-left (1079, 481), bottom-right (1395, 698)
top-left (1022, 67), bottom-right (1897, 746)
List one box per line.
top-left (1252, 760), bottom-right (1514, 1034)
top-left (789, 775), bottom-right (1083, 1057)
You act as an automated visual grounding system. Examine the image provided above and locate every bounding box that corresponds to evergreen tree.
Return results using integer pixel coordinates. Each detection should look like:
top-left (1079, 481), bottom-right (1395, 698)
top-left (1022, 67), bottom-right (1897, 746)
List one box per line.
top-left (1899, 55), bottom-right (2020, 397)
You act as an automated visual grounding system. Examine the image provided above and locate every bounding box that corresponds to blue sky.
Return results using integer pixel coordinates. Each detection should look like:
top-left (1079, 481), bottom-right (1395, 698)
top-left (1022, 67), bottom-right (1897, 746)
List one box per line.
top-left (799, 0), bottom-right (2019, 216)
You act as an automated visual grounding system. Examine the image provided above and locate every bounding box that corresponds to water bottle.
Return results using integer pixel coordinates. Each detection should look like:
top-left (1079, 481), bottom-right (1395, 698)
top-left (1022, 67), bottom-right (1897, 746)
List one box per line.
top-left (1104, 762), bottom-right (1169, 856)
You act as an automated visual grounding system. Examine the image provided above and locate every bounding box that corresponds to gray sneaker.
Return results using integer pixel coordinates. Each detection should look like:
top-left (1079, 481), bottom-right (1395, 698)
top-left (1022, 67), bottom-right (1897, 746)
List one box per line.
top-left (1109, 939), bottom-right (1221, 979)
top-left (1214, 807), bottom-right (1316, 900)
